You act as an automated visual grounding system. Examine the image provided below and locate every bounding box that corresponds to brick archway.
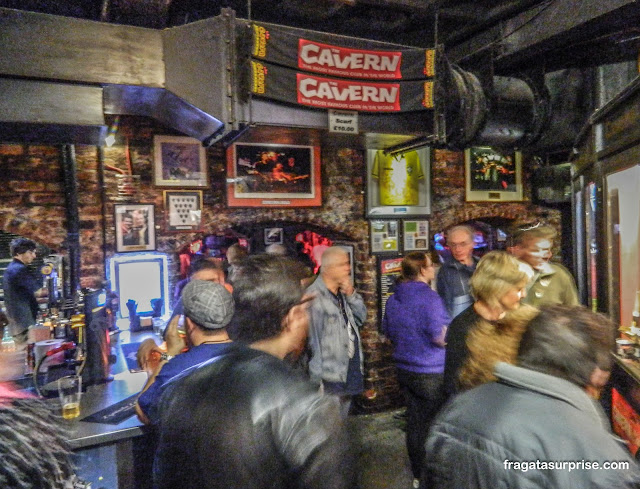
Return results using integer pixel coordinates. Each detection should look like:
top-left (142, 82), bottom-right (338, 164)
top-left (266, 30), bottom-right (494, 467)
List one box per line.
top-left (433, 202), bottom-right (554, 233)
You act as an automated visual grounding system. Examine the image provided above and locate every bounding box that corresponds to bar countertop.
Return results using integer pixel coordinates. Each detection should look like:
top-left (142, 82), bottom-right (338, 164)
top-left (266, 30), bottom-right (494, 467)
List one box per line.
top-left (60, 329), bottom-right (155, 450)
top-left (63, 370), bottom-right (148, 450)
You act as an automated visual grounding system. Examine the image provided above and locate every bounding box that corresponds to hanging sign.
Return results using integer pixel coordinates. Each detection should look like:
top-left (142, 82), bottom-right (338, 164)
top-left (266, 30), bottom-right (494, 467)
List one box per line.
top-left (329, 110), bottom-right (358, 134)
top-left (252, 61), bottom-right (434, 112)
top-left (252, 22), bottom-right (435, 81)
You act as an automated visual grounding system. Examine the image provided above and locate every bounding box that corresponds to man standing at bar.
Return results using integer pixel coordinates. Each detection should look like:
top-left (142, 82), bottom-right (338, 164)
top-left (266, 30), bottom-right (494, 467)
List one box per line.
top-left (306, 246), bottom-right (367, 417)
top-left (508, 225), bottom-right (579, 307)
top-left (135, 280), bottom-right (234, 425)
top-left (436, 225), bottom-right (478, 319)
top-left (3, 238), bottom-right (45, 345)
top-left (154, 255), bottom-right (355, 489)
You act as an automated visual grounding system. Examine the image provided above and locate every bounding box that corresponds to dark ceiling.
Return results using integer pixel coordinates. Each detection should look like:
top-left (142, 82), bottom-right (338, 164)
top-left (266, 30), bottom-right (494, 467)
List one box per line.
top-left (0, 0), bottom-right (532, 45)
top-left (3, 0), bottom-right (640, 74)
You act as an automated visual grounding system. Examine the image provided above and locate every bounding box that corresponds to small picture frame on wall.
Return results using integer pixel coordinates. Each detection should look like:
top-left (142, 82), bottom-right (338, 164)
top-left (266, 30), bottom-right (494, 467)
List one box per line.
top-left (403, 220), bottom-right (429, 251)
top-left (163, 190), bottom-right (203, 232)
top-left (370, 220), bottom-right (400, 254)
top-left (366, 147), bottom-right (431, 218)
top-left (153, 135), bottom-right (208, 187)
top-left (227, 143), bottom-right (322, 207)
top-left (114, 204), bottom-right (156, 252)
top-left (264, 227), bottom-right (284, 245)
top-left (465, 147), bottom-right (523, 202)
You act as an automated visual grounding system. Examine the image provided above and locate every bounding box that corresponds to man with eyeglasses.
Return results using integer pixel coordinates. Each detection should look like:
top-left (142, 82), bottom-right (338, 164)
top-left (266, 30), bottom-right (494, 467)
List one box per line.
top-left (3, 238), bottom-right (46, 345)
top-left (508, 225), bottom-right (578, 307)
top-left (436, 225), bottom-right (479, 319)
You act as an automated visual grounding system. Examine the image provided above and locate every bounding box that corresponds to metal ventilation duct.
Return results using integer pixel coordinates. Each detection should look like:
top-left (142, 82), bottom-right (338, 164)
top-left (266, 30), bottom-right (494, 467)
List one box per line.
top-left (440, 63), bottom-right (589, 151)
top-left (0, 7), bottom-right (230, 145)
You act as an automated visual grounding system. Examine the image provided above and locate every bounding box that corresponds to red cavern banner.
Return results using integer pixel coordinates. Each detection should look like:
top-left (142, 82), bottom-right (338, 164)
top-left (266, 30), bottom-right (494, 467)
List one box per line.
top-left (251, 22), bottom-right (436, 81)
top-left (252, 61), bottom-right (434, 113)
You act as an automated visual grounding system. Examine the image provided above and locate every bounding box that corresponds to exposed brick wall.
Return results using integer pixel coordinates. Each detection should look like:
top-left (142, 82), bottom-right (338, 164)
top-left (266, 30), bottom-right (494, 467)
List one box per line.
top-left (0, 118), bottom-right (560, 413)
top-left (431, 149), bottom-right (561, 236)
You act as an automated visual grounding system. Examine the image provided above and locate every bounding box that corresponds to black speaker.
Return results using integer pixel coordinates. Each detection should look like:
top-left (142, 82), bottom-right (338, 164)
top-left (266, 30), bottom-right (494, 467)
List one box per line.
top-left (532, 163), bottom-right (572, 204)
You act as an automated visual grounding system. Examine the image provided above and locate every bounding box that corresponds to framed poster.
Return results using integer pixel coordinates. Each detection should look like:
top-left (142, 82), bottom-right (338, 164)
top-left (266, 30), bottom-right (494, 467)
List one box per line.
top-left (334, 242), bottom-right (356, 285)
top-left (370, 220), bottom-right (400, 254)
top-left (163, 190), bottom-right (203, 232)
top-left (153, 135), bottom-right (208, 187)
top-left (227, 143), bottom-right (322, 207)
top-left (114, 204), bottom-right (156, 252)
top-left (403, 220), bottom-right (429, 251)
top-left (378, 256), bottom-right (403, 331)
top-left (465, 147), bottom-right (523, 202)
top-left (264, 227), bottom-right (284, 245)
top-left (366, 147), bottom-right (431, 218)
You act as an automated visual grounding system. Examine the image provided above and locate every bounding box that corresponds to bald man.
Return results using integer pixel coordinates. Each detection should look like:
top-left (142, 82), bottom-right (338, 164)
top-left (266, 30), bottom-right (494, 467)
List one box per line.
top-left (306, 247), bottom-right (367, 417)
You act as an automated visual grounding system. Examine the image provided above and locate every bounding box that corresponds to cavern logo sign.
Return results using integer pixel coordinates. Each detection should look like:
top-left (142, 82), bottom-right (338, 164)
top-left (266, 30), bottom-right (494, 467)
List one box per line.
top-left (298, 39), bottom-right (402, 80)
top-left (297, 74), bottom-right (400, 111)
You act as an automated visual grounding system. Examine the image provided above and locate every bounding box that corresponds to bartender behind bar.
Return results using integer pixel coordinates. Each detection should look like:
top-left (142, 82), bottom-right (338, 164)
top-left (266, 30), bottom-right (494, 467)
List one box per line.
top-left (3, 238), bottom-right (47, 346)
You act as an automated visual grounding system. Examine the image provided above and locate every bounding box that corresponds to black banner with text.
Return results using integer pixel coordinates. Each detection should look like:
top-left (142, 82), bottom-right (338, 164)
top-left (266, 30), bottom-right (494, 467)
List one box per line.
top-left (251, 22), bottom-right (435, 81)
top-left (252, 60), bottom-right (434, 112)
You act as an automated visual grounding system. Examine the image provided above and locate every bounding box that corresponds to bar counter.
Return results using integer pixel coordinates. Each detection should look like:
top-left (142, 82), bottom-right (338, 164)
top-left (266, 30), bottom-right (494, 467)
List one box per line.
top-left (61, 329), bottom-right (156, 489)
top-left (64, 369), bottom-right (147, 450)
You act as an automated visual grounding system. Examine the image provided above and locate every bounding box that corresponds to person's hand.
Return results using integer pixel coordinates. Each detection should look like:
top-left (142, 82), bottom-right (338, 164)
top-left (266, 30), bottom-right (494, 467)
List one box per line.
top-left (165, 315), bottom-right (187, 356)
top-left (339, 278), bottom-right (354, 296)
top-left (136, 338), bottom-right (163, 373)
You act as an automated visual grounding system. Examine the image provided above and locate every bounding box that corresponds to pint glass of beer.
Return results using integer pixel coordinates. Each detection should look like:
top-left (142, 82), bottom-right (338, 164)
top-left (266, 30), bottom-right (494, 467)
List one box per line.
top-left (58, 375), bottom-right (82, 419)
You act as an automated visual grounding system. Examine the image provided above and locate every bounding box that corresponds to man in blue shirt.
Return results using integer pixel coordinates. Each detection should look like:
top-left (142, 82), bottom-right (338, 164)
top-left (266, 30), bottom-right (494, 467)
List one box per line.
top-left (135, 280), bottom-right (234, 424)
top-left (3, 238), bottom-right (45, 345)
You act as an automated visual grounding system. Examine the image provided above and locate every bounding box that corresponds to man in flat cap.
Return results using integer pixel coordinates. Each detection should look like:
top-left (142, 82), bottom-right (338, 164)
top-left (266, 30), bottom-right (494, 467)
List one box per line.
top-left (135, 280), bottom-right (234, 425)
top-left (153, 254), bottom-right (356, 489)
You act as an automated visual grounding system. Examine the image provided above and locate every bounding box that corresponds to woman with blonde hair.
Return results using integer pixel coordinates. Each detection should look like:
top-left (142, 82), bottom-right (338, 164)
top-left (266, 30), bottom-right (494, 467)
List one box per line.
top-left (442, 250), bottom-right (537, 398)
top-left (383, 251), bottom-right (450, 487)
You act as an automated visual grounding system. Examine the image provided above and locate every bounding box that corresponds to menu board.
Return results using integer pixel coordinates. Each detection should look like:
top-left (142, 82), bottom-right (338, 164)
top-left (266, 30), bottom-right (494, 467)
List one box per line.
top-left (378, 257), bottom-right (403, 331)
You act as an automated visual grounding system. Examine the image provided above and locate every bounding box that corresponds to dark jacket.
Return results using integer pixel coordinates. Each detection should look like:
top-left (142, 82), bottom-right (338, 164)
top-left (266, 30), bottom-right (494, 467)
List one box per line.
top-left (382, 281), bottom-right (449, 374)
top-left (436, 257), bottom-right (477, 319)
top-left (154, 344), bottom-right (355, 489)
top-left (2, 259), bottom-right (41, 333)
top-left (441, 304), bottom-right (480, 398)
top-left (424, 362), bottom-right (640, 489)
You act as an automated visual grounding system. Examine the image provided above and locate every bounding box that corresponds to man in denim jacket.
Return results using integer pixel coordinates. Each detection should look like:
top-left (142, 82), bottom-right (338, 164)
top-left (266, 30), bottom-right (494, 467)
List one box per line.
top-left (306, 246), bottom-right (367, 417)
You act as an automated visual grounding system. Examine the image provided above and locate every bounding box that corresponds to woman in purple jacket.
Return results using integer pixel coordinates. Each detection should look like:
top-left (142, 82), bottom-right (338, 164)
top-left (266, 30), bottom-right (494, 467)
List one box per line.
top-left (383, 251), bottom-right (450, 487)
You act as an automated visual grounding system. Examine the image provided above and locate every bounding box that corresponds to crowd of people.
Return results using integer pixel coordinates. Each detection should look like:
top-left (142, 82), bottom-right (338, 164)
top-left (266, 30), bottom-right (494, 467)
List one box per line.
top-left (2, 227), bottom-right (640, 488)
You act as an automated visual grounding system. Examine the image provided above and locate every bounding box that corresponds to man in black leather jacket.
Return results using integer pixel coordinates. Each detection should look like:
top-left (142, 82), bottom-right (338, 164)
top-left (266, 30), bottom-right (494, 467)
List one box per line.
top-left (423, 305), bottom-right (640, 489)
top-left (153, 254), bottom-right (356, 489)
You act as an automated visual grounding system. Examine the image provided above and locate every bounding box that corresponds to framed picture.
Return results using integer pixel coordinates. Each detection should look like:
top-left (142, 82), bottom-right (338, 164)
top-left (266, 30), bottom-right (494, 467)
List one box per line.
top-left (153, 135), bottom-right (208, 187)
top-left (370, 220), bottom-right (400, 254)
top-left (465, 147), bottom-right (523, 201)
top-left (366, 147), bottom-right (431, 218)
top-left (377, 256), bottom-right (403, 332)
top-left (403, 220), bottom-right (429, 251)
top-left (114, 204), bottom-right (156, 252)
top-left (264, 227), bottom-right (284, 245)
top-left (163, 190), bottom-right (203, 232)
top-left (334, 242), bottom-right (356, 284)
top-left (227, 143), bottom-right (322, 207)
